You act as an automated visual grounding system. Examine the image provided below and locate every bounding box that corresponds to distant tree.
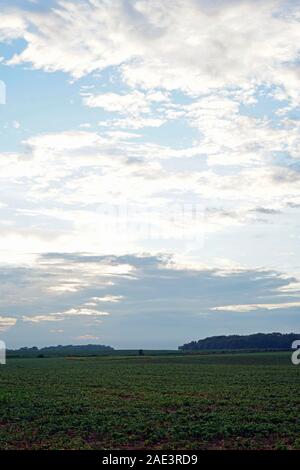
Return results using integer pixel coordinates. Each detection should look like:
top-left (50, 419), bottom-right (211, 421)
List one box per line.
top-left (138, 349), bottom-right (144, 356)
top-left (178, 333), bottom-right (300, 351)
top-left (7, 344), bottom-right (114, 358)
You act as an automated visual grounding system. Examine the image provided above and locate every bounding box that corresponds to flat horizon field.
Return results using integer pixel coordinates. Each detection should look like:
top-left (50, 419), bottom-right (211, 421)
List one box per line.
top-left (0, 352), bottom-right (299, 450)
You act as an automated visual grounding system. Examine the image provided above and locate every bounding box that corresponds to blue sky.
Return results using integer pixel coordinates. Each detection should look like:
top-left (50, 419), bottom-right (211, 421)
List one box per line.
top-left (0, 0), bottom-right (300, 349)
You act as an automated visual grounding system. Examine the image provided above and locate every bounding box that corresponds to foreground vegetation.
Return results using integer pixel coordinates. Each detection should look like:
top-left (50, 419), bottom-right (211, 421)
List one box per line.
top-left (0, 352), bottom-right (299, 450)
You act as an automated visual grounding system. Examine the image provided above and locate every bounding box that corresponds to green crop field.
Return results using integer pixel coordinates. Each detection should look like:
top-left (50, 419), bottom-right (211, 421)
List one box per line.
top-left (0, 352), bottom-right (299, 450)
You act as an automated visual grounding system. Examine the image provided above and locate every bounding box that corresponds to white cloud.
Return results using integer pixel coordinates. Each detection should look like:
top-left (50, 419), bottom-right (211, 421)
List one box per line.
top-left (63, 307), bottom-right (110, 317)
top-left (121, 1), bottom-right (300, 100)
top-left (86, 295), bottom-right (124, 305)
top-left (22, 308), bottom-right (110, 323)
top-left (22, 315), bottom-right (64, 323)
top-left (0, 12), bottom-right (26, 41)
top-left (75, 334), bottom-right (100, 341)
top-left (79, 123), bottom-right (92, 129)
top-left (1, 121), bottom-right (300, 259)
top-left (106, 116), bottom-right (166, 129)
top-left (212, 301), bottom-right (300, 312)
top-left (0, 316), bottom-right (17, 331)
top-left (0, 1), bottom-right (299, 103)
top-left (12, 121), bottom-right (21, 129)
top-left (25, 130), bottom-right (103, 152)
top-left (83, 90), bottom-right (170, 128)
top-left (277, 281), bottom-right (300, 295)
top-left (84, 91), bottom-right (151, 114)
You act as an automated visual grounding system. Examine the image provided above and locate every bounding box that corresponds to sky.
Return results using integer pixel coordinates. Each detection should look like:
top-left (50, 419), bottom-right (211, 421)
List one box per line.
top-left (0, 0), bottom-right (300, 349)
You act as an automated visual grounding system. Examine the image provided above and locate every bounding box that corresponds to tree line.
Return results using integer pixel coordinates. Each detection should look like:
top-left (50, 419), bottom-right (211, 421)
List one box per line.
top-left (178, 332), bottom-right (300, 351)
top-left (7, 344), bottom-right (114, 358)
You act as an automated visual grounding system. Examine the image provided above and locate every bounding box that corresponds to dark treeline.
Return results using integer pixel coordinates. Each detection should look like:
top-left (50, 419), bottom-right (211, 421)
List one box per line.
top-left (8, 344), bottom-right (114, 358)
top-left (179, 332), bottom-right (300, 351)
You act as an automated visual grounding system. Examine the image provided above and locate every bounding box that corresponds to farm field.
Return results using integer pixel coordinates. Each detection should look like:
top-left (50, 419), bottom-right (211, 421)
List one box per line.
top-left (0, 352), bottom-right (299, 450)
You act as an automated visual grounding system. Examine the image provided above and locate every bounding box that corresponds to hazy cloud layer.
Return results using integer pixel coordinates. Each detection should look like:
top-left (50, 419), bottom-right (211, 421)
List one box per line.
top-left (1, 253), bottom-right (299, 348)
